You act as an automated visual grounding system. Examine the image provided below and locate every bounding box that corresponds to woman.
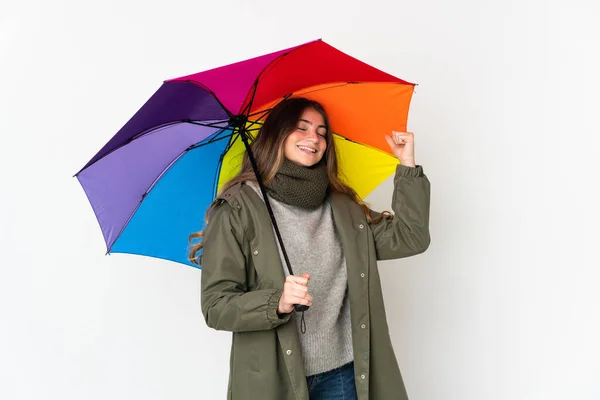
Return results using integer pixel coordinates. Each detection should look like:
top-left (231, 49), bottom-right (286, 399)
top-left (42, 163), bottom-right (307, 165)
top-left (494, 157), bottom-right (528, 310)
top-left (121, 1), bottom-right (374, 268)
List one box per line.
top-left (189, 97), bottom-right (431, 400)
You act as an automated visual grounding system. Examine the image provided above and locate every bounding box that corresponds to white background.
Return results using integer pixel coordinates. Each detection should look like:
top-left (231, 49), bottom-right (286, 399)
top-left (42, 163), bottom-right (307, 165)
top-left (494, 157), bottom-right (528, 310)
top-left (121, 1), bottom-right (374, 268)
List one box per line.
top-left (1, 0), bottom-right (599, 399)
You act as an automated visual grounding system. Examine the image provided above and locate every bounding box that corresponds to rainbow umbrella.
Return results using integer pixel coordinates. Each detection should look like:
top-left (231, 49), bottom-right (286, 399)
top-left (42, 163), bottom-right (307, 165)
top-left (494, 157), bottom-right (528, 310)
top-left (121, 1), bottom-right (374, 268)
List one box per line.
top-left (75, 39), bottom-right (416, 268)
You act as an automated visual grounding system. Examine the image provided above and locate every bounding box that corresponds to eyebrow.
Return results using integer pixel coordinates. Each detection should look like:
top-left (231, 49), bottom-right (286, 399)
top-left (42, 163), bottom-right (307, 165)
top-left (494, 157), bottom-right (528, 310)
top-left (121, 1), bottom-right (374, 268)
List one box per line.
top-left (299, 119), bottom-right (327, 129)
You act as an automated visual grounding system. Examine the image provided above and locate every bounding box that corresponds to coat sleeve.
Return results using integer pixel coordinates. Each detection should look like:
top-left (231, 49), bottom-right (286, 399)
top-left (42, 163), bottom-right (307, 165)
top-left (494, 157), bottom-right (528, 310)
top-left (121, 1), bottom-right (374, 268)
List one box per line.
top-left (200, 202), bottom-right (292, 332)
top-left (368, 164), bottom-right (431, 260)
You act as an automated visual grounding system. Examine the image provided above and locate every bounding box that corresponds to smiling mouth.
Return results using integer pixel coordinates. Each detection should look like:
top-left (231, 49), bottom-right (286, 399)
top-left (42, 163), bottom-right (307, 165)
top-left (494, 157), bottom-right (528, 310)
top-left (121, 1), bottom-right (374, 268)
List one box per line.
top-left (297, 145), bottom-right (317, 154)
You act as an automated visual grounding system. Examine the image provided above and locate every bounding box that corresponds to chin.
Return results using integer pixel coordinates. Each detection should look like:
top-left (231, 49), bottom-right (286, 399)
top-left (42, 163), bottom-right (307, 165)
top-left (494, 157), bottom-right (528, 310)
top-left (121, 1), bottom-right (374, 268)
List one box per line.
top-left (304, 158), bottom-right (324, 168)
top-left (288, 157), bottom-right (322, 167)
top-left (293, 160), bottom-right (313, 167)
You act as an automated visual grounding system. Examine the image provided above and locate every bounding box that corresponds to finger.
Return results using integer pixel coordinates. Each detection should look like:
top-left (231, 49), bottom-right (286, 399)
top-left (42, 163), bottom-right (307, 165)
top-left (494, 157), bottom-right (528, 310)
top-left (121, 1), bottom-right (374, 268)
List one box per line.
top-left (288, 273), bottom-right (310, 283)
top-left (290, 284), bottom-right (309, 295)
top-left (393, 132), bottom-right (405, 145)
top-left (283, 284), bottom-right (308, 300)
top-left (296, 297), bottom-right (311, 306)
top-left (392, 131), bottom-right (413, 138)
top-left (394, 134), bottom-right (413, 145)
top-left (385, 135), bottom-right (397, 150)
top-left (393, 131), bottom-right (414, 140)
top-left (287, 294), bottom-right (312, 306)
top-left (289, 291), bottom-right (310, 301)
top-left (287, 275), bottom-right (309, 286)
top-left (296, 293), bottom-right (313, 306)
top-left (288, 288), bottom-right (311, 301)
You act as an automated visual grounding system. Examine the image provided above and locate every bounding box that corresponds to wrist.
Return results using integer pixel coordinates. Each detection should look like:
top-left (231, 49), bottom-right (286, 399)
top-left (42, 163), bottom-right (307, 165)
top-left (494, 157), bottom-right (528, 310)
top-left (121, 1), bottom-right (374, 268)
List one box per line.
top-left (277, 307), bottom-right (291, 316)
top-left (400, 159), bottom-right (416, 167)
top-left (277, 300), bottom-right (290, 315)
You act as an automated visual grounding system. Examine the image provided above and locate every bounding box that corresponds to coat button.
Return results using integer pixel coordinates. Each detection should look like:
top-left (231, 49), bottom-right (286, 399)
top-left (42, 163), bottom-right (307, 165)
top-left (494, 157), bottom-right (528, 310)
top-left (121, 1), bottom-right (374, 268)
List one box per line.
top-left (253, 250), bottom-right (259, 256)
top-left (237, 204), bottom-right (242, 209)
top-left (360, 273), bottom-right (365, 278)
top-left (359, 224), bottom-right (364, 229)
top-left (360, 374), bottom-right (366, 379)
top-left (361, 324), bottom-right (366, 329)
top-left (286, 350), bottom-right (292, 355)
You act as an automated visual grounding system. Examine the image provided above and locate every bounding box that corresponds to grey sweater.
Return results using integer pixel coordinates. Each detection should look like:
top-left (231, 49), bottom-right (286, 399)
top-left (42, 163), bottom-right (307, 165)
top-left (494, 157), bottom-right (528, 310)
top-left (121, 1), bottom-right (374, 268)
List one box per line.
top-left (246, 182), bottom-right (354, 376)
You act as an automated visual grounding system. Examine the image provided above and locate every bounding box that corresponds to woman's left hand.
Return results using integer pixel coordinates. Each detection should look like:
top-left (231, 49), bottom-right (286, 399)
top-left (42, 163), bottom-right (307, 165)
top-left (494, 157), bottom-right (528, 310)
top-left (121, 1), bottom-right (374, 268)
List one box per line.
top-left (385, 131), bottom-right (416, 167)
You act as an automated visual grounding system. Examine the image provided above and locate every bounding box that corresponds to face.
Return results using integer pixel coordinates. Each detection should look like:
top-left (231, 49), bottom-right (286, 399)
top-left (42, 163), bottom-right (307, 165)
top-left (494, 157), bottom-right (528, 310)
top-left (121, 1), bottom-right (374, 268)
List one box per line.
top-left (283, 107), bottom-right (328, 167)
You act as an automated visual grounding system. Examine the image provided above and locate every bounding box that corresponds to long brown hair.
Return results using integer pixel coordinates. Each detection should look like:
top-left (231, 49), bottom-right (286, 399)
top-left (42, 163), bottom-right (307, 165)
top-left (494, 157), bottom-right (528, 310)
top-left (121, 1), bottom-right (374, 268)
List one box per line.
top-left (188, 97), bottom-right (391, 265)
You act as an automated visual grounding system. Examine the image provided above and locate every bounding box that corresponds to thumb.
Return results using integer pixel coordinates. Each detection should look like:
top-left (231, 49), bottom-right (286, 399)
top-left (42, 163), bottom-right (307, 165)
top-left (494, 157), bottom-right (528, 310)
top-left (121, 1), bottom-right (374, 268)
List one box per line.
top-left (301, 273), bottom-right (310, 281)
top-left (385, 135), bottom-right (396, 150)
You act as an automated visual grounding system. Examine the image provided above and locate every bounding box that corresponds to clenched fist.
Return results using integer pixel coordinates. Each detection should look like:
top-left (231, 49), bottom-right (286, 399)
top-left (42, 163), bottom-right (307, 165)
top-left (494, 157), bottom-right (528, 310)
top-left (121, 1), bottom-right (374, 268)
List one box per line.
top-left (385, 131), bottom-right (416, 167)
top-left (278, 273), bottom-right (312, 314)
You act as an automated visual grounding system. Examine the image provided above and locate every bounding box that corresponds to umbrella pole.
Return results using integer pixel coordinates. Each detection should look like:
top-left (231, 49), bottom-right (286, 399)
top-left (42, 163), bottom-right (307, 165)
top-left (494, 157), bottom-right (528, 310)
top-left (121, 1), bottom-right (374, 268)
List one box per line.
top-left (238, 126), bottom-right (310, 314)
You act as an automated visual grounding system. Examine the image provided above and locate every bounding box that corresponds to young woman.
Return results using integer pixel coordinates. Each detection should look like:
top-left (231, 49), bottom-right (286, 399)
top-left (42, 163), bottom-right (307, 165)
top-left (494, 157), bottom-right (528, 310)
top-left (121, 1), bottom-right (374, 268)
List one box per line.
top-left (189, 97), bottom-right (431, 400)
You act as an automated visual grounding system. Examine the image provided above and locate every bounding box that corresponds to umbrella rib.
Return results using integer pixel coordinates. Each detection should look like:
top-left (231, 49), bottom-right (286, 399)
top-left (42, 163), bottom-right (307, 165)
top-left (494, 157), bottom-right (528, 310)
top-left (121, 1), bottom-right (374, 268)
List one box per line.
top-left (247, 108), bottom-right (271, 122)
top-left (239, 77), bottom-right (260, 118)
top-left (206, 130), bottom-right (235, 144)
top-left (199, 129), bottom-right (231, 144)
top-left (107, 128), bottom-right (231, 253)
top-left (180, 80), bottom-right (235, 118)
top-left (75, 119), bottom-right (233, 177)
top-left (183, 118), bottom-right (232, 128)
top-left (239, 41), bottom-right (313, 112)
top-left (288, 81), bottom-right (354, 97)
top-left (106, 144), bottom-right (194, 254)
top-left (186, 131), bottom-right (235, 151)
top-left (221, 132), bottom-right (240, 160)
top-left (251, 81), bottom-right (413, 118)
top-left (255, 41), bottom-right (315, 85)
top-left (246, 82), bottom-right (387, 121)
top-left (212, 132), bottom-right (241, 199)
top-left (256, 54), bottom-right (287, 84)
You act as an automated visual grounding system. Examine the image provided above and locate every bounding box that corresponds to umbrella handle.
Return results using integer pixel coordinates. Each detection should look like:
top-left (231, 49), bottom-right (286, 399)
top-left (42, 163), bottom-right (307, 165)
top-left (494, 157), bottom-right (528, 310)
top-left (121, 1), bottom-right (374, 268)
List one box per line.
top-left (294, 304), bottom-right (310, 312)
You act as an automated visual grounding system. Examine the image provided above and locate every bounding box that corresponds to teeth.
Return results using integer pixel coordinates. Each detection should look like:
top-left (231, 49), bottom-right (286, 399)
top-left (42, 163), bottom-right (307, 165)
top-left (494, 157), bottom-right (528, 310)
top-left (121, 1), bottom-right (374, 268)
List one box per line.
top-left (298, 146), bottom-right (316, 153)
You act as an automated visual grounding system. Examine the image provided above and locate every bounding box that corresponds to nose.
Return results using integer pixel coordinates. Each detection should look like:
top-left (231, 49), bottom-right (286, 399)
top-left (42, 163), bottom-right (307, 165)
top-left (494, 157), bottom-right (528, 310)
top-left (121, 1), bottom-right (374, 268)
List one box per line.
top-left (305, 128), bottom-right (319, 142)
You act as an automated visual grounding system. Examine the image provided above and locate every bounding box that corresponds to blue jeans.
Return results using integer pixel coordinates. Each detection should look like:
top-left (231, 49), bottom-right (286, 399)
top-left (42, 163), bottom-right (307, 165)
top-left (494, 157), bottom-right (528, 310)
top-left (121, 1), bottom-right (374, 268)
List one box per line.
top-left (306, 361), bottom-right (358, 400)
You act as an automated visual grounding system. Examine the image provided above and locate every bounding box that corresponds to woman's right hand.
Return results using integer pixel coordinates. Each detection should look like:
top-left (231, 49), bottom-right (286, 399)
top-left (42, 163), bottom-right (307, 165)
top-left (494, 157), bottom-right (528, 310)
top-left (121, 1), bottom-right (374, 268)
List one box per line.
top-left (278, 273), bottom-right (312, 314)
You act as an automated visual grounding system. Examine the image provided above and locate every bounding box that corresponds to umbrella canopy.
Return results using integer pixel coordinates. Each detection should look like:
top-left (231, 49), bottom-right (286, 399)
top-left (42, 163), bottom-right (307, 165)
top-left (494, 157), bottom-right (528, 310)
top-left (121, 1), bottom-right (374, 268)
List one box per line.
top-left (75, 39), bottom-right (416, 268)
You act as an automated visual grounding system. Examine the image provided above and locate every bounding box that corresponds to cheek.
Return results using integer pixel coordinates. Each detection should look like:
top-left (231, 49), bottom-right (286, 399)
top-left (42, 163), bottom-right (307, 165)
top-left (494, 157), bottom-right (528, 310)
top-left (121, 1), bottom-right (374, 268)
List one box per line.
top-left (283, 136), bottom-right (297, 156)
top-left (283, 136), bottom-right (293, 149)
top-left (284, 133), bottom-right (298, 145)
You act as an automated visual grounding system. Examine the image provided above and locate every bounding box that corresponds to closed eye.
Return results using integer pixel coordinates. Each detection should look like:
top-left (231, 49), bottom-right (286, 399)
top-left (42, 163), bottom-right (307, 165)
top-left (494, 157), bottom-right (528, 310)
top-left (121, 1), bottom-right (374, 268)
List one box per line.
top-left (297, 126), bottom-right (327, 139)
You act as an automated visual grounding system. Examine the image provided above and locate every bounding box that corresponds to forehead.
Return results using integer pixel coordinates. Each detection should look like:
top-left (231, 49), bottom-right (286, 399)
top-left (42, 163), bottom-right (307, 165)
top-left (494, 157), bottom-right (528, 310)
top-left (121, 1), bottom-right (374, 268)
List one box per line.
top-left (298, 107), bottom-right (326, 126)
